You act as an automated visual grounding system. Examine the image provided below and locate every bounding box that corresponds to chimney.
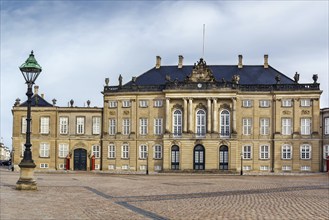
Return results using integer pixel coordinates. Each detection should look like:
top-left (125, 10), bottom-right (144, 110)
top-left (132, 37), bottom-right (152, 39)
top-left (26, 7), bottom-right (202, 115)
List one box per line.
top-left (34, 85), bottom-right (39, 95)
top-left (41, 94), bottom-right (44, 99)
top-left (238, 55), bottom-right (243, 69)
top-left (155, 56), bottom-right (161, 69)
top-left (264, 54), bottom-right (269, 68)
top-left (178, 55), bottom-right (184, 69)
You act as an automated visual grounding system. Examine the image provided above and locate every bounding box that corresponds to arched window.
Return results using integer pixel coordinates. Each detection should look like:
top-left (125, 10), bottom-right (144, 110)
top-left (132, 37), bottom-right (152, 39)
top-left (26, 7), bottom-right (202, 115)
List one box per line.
top-left (171, 145), bottom-right (180, 170)
top-left (173, 109), bottom-right (182, 137)
top-left (196, 109), bottom-right (206, 137)
top-left (220, 110), bottom-right (230, 137)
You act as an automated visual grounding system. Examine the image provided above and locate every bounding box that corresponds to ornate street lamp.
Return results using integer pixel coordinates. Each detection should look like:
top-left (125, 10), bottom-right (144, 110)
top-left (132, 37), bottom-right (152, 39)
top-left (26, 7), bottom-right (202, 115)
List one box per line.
top-left (240, 152), bottom-right (243, 176)
top-left (16, 51), bottom-right (42, 190)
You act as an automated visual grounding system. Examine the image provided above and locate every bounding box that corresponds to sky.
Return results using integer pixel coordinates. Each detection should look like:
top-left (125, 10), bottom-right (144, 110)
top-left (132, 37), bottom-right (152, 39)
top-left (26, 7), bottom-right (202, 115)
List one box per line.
top-left (1, 0), bottom-right (328, 149)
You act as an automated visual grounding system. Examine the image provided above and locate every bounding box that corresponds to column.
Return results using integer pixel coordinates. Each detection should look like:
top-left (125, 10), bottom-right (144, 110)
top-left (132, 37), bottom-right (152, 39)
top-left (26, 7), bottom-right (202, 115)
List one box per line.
top-left (207, 98), bottom-right (211, 133)
top-left (183, 98), bottom-right (188, 133)
top-left (166, 98), bottom-right (170, 133)
top-left (213, 98), bottom-right (217, 133)
top-left (232, 98), bottom-right (237, 133)
top-left (188, 98), bottom-right (193, 133)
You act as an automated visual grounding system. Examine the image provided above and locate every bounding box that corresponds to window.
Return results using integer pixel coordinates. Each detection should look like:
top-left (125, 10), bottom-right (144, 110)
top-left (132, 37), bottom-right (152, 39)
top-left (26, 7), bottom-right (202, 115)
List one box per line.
top-left (140, 165), bottom-right (147, 171)
top-left (220, 110), bottom-right (230, 137)
top-left (59, 164), bottom-right (65, 169)
top-left (121, 144), bottom-right (129, 159)
top-left (95, 164), bottom-right (100, 170)
top-left (323, 145), bottom-right (329, 159)
top-left (108, 144), bottom-right (116, 158)
top-left (242, 118), bottom-right (252, 135)
top-left (76, 117), bottom-right (85, 134)
top-left (301, 118), bottom-right (311, 135)
top-left (92, 145), bottom-right (100, 158)
top-left (59, 117), bottom-right (68, 134)
top-left (122, 165), bottom-right (129, 170)
top-left (21, 117), bottom-right (27, 134)
top-left (196, 109), bottom-right (206, 137)
top-left (122, 119), bottom-right (130, 135)
top-left (122, 100), bottom-right (131, 108)
top-left (242, 100), bottom-right (252, 107)
top-left (109, 119), bottom-right (116, 135)
top-left (243, 145), bottom-right (252, 159)
top-left (282, 99), bottom-right (292, 107)
top-left (301, 166), bottom-right (311, 171)
top-left (300, 99), bottom-right (311, 107)
top-left (259, 100), bottom-right (270, 107)
top-left (154, 118), bottom-right (163, 135)
top-left (140, 118), bottom-right (148, 135)
top-left (154, 165), bottom-right (162, 171)
top-left (300, 144), bottom-right (311, 159)
top-left (92, 117), bottom-right (101, 134)
top-left (139, 100), bottom-right (148, 107)
top-left (109, 101), bottom-right (117, 108)
top-left (40, 143), bottom-right (50, 157)
top-left (40, 117), bottom-right (50, 134)
top-left (243, 166), bottom-right (251, 171)
top-left (21, 144), bottom-right (26, 157)
top-left (173, 109), bottom-right (182, 137)
top-left (59, 143), bottom-right (69, 158)
top-left (108, 165), bottom-right (115, 170)
top-left (282, 144), bottom-right (292, 159)
top-left (282, 165), bottom-right (291, 171)
top-left (154, 145), bottom-right (162, 159)
top-left (40, 163), bottom-right (49, 169)
top-left (260, 145), bottom-right (270, 159)
top-left (154, 100), bottom-right (163, 107)
top-left (260, 118), bottom-right (270, 135)
top-left (139, 145), bottom-right (148, 159)
top-left (324, 118), bottom-right (329, 135)
top-left (282, 118), bottom-right (292, 135)
top-left (260, 166), bottom-right (269, 171)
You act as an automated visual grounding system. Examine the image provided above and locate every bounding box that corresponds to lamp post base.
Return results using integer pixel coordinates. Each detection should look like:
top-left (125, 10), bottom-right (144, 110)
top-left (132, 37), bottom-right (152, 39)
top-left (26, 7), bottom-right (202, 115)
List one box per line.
top-left (16, 165), bottom-right (37, 190)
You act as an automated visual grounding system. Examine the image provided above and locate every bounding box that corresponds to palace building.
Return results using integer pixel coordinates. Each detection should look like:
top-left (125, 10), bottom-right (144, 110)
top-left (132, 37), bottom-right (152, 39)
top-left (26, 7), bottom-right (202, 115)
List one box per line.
top-left (12, 55), bottom-right (327, 173)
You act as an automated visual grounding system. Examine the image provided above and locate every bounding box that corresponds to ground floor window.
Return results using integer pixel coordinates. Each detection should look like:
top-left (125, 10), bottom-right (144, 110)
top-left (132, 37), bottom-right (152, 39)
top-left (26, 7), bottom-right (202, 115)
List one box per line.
top-left (219, 145), bottom-right (228, 170)
top-left (194, 145), bottom-right (205, 170)
top-left (171, 145), bottom-right (179, 170)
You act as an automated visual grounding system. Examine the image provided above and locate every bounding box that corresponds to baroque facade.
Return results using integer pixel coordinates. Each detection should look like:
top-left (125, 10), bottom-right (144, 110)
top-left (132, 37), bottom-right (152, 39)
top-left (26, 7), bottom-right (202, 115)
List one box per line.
top-left (12, 55), bottom-right (327, 173)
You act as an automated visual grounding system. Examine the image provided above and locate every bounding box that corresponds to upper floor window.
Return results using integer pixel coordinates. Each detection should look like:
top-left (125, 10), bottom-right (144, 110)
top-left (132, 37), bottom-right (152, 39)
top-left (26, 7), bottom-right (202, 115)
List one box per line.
top-left (282, 99), bottom-right (292, 107)
top-left (92, 145), bottom-right (100, 158)
top-left (59, 117), bottom-right (68, 134)
top-left (196, 109), bottom-right (206, 137)
top-left (109, 101), bottom-right (117, 108)
top-left (109, 118), bottom-right (116, 135)
top-left (122, 100), bottom-right (131, 108)
top-left (300, 144), bottom-right (311, 159)
top-left (260, 145), bottom-right (270, 159)
top-left (260, 118), bottom-right (270, 135)
top-left (76, 117), bottom-right (85, 134)
top-left (173, 109), bottom-right (182, 137)
top-left (282, 118), bottom-right (292, 135)
top-left (154, 100), bottom-right (163, 107)
top-left (40, 143), bottom-right (50, 157)
top-left (121, 143), bottom-right (129, 159)
top-left (21, 117), bottom-right (27, 134)
top-left (259, 100), bottom-right (270, 108)
top-left (139, 100), bottom-right (148, 108)
top-left (220, 110), bottom-right (230, 137)
top-left (139, 145), bottom-right (148, 159)
top-left (154, 145), bottom-right (162, 159)
top-left (300, 99), bottom-right (311, 107)
top-left (242, 100), bottom-right (252, 107)
top-left (324, 118), bottom-right (329, 135)
top-left (92, 117), bottom-right (101, 135)
top-left (243, 145), bottom-right (252, 159)
top-left (324, 145), bottom-right (329, 159)
top-left (282, 144), bottom-right (292, 159)
top-left (58, 143), bottom-right (69, 158)
top-left (301, 118), bottom-right (311, 135)
top-left (154, 118), bottom-right (163, 135)
top-left (122, 118), bottom-right (130, 135)
top-left (108, 144), bottom-right (115, 158)
top-left (40, 117), bottom-right (50, 134)
top-left (140, 118), bottom-right (148, 135)
top-left (242, 118), bottom-right (252, 135)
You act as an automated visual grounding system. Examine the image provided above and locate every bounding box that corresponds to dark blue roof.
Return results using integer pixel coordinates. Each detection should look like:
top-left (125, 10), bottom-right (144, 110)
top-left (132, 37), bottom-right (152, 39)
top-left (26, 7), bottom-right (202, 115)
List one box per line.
top-left (20, 94), bottom-right (53, 107)
top-left (126, 65), bottom-right (294, 86)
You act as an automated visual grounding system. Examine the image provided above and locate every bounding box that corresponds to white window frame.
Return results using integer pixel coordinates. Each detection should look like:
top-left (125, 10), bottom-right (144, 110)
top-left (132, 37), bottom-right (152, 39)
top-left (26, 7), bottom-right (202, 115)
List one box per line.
top-left (139, 100), bottom-right (148, 108)
top-left (92, 117), bottom-right (101, 135)
top-left (76, 117), bottom-right (85, 134)
top-left (300, 166), bottom-right (311, 171)
top-left (59, 143), bottom-right (69, 158)
top-left (122, 119), bottom-right (131, 135)
top-left (140, 118), bottom-right (148, 135)
top-left (40, 117), bottom-right (50, 134)
top-left (300, 144), bottom-right (311, 159)
top-left (282, 118), bottom-right (292, 135)
top-left (220, 110), bottom-right (230, 137)
top-left (282, 144), bottom-right (292, 159)
top-left (260, 165), bottom-right (269, 171)
top-left (259, 100), bottom-right (270, 108)
top-left (324, 118), bottom-right (329, 135)
top-left (154, 145), bottom-right (162, 159)
top-left (109, 118), bottom-right (116, 135)
top-left (121, 144), bottom-right (129, 159)
top-left (59, 117), bottom-right (68, 134)
top-left (21, 117), bottom-right (27, 134)
top-left (242, 118), bottom-right (252, 135)
top-left (154, 100), bottom-right (163, 107)
top-left (40, 163), bottom-right (49, 169)
top-left (109, 101), bottom-right (117, 108)
top-left (242, 100), bottom-right (252, 107)
top-left (243, 145), bottom-right (252, 159)
top-left (173, 109), bottom-right (182, 137)
top-left (260, 118), bottom-right (270, 135)
top-left (92, 145), bottom-right (100, 158)
top-left (154, 118), bottom-right (163, 135)
top-left (323, 145), bottom-right (329, 159)
top-left (243, 165), bottom-right (252, 171)
top-left (108, 144), bottom-right (116, 159)
top-left (108, 164), bottom-right (115, 170)
top-left (122, 100), bottom-right (131, 108)
top-left (301, 118), bottom-right (311, 135)
top-left (154, 165), bottom-right (162, 171)
top-left (300, 99), bottom-right (311, 107)
top-left (139, 144), bottom-right (148, 159)
top-left (196, 109), bottom-right (206, 137)
top-left (282, 165), bottom-right (291, 171)
top-left (122, 164), bottom-right (129, 170)
top-left (39, 143), bottom-right (50, 157)
top-left (282, 99), bottom-right (292, 107)
top-left (259, 145), bottom-right (270, 159)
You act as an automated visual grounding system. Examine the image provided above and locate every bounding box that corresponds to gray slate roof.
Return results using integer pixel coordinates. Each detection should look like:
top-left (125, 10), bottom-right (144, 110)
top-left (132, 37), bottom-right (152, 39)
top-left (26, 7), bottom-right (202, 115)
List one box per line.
top-left (20, 94), bottom-right (53, 107)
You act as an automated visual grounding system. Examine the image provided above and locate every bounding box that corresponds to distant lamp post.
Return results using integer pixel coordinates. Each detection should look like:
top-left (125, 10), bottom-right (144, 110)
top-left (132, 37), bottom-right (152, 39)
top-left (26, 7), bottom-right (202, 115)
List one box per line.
top-left (146, 152), bottom-right (149, 175)
top-left (240, 152), bottom-right (243, 176)
top-left (16, 51), bottom-right (42, 190)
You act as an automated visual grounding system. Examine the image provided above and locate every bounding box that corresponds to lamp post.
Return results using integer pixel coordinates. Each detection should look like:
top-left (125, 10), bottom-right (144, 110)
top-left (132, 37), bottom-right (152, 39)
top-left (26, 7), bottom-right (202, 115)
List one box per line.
top-left (146, 152), bottom-right (149, 175)
top-left (16, 51), bottom-right (42, 190)
top-left (240, 152), bottom-right (243, 176)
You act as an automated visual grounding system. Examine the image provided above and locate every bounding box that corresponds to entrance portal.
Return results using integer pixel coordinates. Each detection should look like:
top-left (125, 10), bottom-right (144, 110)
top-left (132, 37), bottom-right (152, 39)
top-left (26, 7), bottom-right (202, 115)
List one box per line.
top-left (74, 148), bottom-right (87, 171)
top-left (194, 145), bottom-right (205, 170)
top-left (219, 145), bottom-right (228, 170)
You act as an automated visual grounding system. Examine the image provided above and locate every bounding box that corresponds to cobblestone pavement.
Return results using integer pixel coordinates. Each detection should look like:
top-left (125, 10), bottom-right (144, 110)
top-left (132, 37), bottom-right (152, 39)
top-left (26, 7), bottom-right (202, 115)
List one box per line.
top-left (1, 169), bottom-right (328, 220)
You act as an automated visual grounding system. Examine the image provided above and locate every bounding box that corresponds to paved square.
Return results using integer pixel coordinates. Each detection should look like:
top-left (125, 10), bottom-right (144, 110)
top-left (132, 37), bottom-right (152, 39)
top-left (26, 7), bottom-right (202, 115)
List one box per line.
top-left (1, 169), bottom-right (328, 219)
